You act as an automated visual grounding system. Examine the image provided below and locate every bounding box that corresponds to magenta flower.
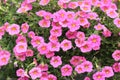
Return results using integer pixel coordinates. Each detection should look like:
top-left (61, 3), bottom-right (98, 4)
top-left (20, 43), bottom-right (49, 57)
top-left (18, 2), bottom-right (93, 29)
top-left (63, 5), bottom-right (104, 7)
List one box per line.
top-left (94, 23), bottom-right (104, 31)
top-left (16, 68), bottom-right (25, 77)
top-left (93, 72), bottom-right (105, 80)
top-left (50, 28), bottom-right (62, 37)
top-left (47, 74), bottom-right (57, 80)
top-left (25, 49), bottom-right (33, 57)
top-left (65, 30), bottom-right (77, 39)
top-left (81, 61), bottom-right (93, 72)
top-left (75, 64), bottom-right (85, 74)
top-left (112, 50), bottom-right (120, 61)
top-left (15, 42), bottom-right (27, 53)
top-left (112, 62), bottom-right (120, 72)
top-left (28, 31), bottom-right (35, 38)
top-left (61, 64), bottom-right (73, 76)
top-left (45, 51), bottom-right (55, 59)
top-left (48, 42), bottom-right (60, 52)
top-left (50, 56), bottom-right (62, 68)
top-left (38, 64), bottom-right (48, 71)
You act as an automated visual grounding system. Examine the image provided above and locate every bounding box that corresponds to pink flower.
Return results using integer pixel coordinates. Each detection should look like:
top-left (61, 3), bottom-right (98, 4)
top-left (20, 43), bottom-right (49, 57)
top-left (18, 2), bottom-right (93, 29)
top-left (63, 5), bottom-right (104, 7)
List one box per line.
top-left (61, 64), bottom-right (73, 76)
top-left (57, 9), bottom-right (67, 22)
top-left (48, 42), bottom-right (60, 52)
top-left (25, 49), bottom-right (33, 57)
top-left (43, 12), bottom-right (52, 20)
top-left (87, 12), bottom-right (98, 20)
top-left (60, 39), bottom-right (72, 51)
top-left (52, 22), bottom-right (62, 29)
top-left (66, 11), bottom-right (75, 21)
top-left (50, 28), bottom-right (62, 37)
top-left (49, 35), bottom-right (58, 42)
top-left (94, 23), bottom-right (104, 30)
top-left (36, 10), bottom-right (46, 17)
top-left (114, 18), bottom-right (120, 28)
top-left (7, 24), bottom-right (20, 35)
top-left (28, 31), bottom-right (35, 38)
top-left (15, 42), bottom-right (27, 53)
top-left (80, 5), bottom-right (91, 12)
top-left (70, 56), bottom-right (81, 66)
top-left (102, 66), bottom-right (114, 78)
top-left (78, 18), bottom-right (89, 26)
top-left (59, 19), bottom-right (69, 28)
top-left (75, 64), bottom-right (85, 74)
top-left (16, 35), bottom-right (27, 44)
top-left (45, 51), bottom-right (55, 59)
top-left (102, 28), bottom-right (112, 37)
top-left (80, 41), bottom-right (92, 53)
top-left (14, 52), bottom-right (26, 61)
top-left (81, 61), bottom-right (93, 72)
top-left (38, 64), bottom-right (48, 71)
top-left (50, 56), bottom-right (62, 68)
top-left (16, 68), bottom-right (25, 77)
top-left (37, 43), bottom-right (49, 55)
top-left (93, 72), bottom-right (105, 80)
top-left (0, 55), bottom-right (10, 66)
top-left (87, 34), bottom-right (101, 48)
top-left (106, 9), bottom-right (118, 18)
top-left (21, 23), bottom-right (29, 33)
top-left (0, 26), bottom-right (5, 36)
top-left (29, 67), bottom-right (41, 79)
top-left (17, 76), bottom-right (29, 80)
top-left (40, 72), bottom-right (48, 80)
top-left (26, 0), bottom-right (36, 3)
top-left (68, 20), bottom-right (80, 32)
top-left (65, 30), bottom-right (77, 39)
top-left (31, 36), bottom-right (44, 48)
top-left (60, 0), bottom-right (71, 3)
top-left (84, 77), bottom-right (91, 80)
top-left (47, 74), bottom-right (57, 80)
top-left (112, 50), bottom-right (120, 61)
top-left (68, 2), bottom-right (78, 9)
top-left (76, 31), bottom-right (85, 40)
top-left (112, 62), bottom-right (120, 72)
top-left (38, 19), bottom-right (50, 28)
top-left (75, 39), bottom-right (85, 48)
top-left (39, 0), bottom-right (50, 6)
top-left (58, 0), bottom-right (68, 9)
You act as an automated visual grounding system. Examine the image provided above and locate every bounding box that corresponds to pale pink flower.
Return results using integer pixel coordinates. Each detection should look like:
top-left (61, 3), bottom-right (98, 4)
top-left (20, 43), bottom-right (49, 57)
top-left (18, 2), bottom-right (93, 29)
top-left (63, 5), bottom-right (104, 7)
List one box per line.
top-left (80, 41), bottom-right (92, 53)
top-left (15, 42), bottom-right (27, 53)
top-left (36, 10), bottom-right (46, 17)
top-left (45, 51), bottom-right (55, 59)
top-left (110, 3), bottom-right (117, 10)
top-left (60, 39), bottom-right (72, 51)
top-left (31, 36), bottom-right (44, 48)
top-left (66, 11), bottom-right (75, 21)
top-left (114, 18), bottom-right (120, 28)
top-left (78, 18), bottom-right (89, 26)
top-left (106, 9), bottom-right (118, 18)
top-left (26, 0), bottom-right (36, 3)
top-left (47, 74), bottom-right (57, 80)
top-left (93, 72), bottom-right (105, 80)
top-left (21, 23), bottom-right (29, 33)
top-left (38, 19), bottom-right (50, 28)
top-left (61, 64), bottom-right (73, 76)
top-left (50, 56), bottom-right (62, 68)
top-left (50, 28), bottom-right (62, 37)
top-left (43, 12), bottom-right (52, 20)
top-left (112, 50), bottom-right (120, 61)
top-left (87, 34), bottom-right (101, 48)
top-left (48, 42), bottom-right (60, 52)
top-left (81, 61), bottom-right (93, 72)
top-left (29, 67), bottom-right (41, 79)
top-left (16, 68), bottom-right (25, 77)
top-left (28, 31), bottom-right (35, 38)
top-left (112, 62), bottom-right (120, 72)
top-left (0, 55), bottom-right (10, 66)
top-left (16, 35), bottom-right (27, 44)
top-left (68, 2), bottom-right (78, 9)
top-left (87, 12), bottom-right (98, 20)
top-left (38, 64), bottom-right (48, 71)
top-left (37, 43), bottom-right (49, 55)
top-left (76, 31), bottom-right (85, 40)
top-left (68, 20), bottom-right (80, 32)
top-left (39, 0), bottom-right (50, 6)
top-left (102, 66), bottom-right (114, 78)
top-left (25, 49), bottom-right (33, 57)
top-left (75, 64), bottom-right (85, 74)
top-left (49, 35), bottom-right (58, 42)
top-left (102, 28), bottom-right (112, 37)
top-left (60, 0), bottom-right (71, 3)
top-left (65, 30), bottom-right (77, 39)
top-left (7, 24), bottom-right (20, 35)
top-left (94, 23), bottom-right (104, 30)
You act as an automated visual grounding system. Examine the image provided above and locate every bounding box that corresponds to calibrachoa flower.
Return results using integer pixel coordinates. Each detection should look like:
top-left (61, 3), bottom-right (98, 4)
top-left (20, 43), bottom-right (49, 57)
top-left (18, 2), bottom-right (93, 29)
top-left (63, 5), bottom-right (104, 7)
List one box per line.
top-left (38, 63), bottom-right (48, 71)
top-left (45, 51), bottom-right (55, 58)
top-left (16, 68), bottom-right (25, 77)
top-left (84, 77), bottom-right (91, 80)
top-left (15, 42), bottom-right (27, 53)
top-left (102, 66), bottom-right (114, 78)
top-left (25, 49), bottom-right (34, 57)
top-left (81, 61), bottom-right (93, 72)
top-left (28, 31), bottom-right (35, 38)
top-left (114, 18), bottom-right (120, 28)
top-left (60, 39), bottom-right (72, 51)
top-left (47, 74), bottom-right (57, 80)
top-left (16, 35), bottom-right (27, 44)
top-left (21, 23), bottom-right (29, 33)
top-left (68, 2), bottom-right (78, 9)
top-left (61, 64), bottom-right (73, 76)
top-left (38, 19), bottom-right (50, 28)
top-left (39, 0), bottom-right (50, 6)
top-left (65, 30), bottom-right (77, 39)
top-left (112, 50), bottom-right (120, 61)
top-left (50, 56), bottom-right (62, 68)
top-left (7, 24), bottom-right (20, 35)
top-left (93, 72), bottom-right (105, 80)
top-left (75, 64), bottom-right (85, 74)
top-left (48, 42), bottom-right (60, 52)
top-left (29, 67), bottom-right (41, 79)
top-left (94, 23), bottom-right (104, 31)
top-left (112, 62), bottom-right (120, 72)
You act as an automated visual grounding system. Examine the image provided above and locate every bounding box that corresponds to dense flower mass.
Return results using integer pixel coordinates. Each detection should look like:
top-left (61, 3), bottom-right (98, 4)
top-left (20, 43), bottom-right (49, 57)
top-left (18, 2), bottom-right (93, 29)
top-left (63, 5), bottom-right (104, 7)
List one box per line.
top-left (0, 0), bottom-right (120, 80)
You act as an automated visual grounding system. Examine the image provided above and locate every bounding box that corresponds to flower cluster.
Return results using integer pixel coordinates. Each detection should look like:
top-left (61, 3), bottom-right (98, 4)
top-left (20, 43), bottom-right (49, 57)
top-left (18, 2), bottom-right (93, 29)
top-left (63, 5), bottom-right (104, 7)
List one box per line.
top-left (0, 0), bottom-right (120, 80)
